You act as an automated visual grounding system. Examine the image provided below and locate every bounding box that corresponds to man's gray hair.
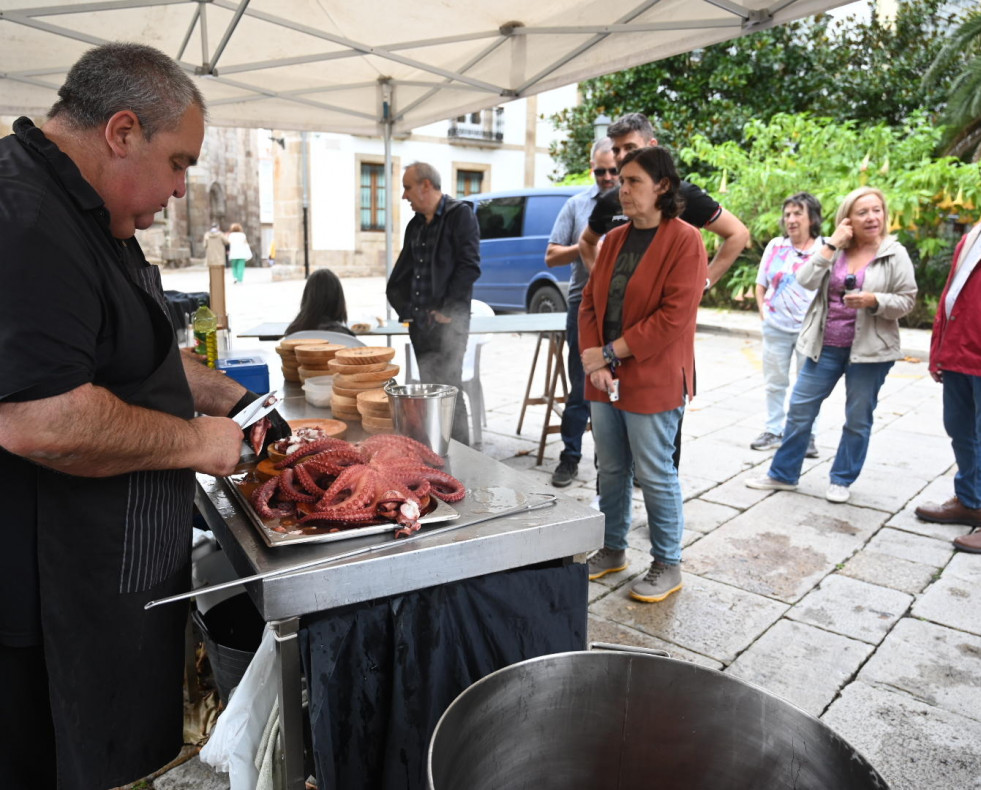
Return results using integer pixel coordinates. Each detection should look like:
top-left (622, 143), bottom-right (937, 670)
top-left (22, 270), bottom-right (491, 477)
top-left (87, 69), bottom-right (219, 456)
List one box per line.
top-left (590, 137), bottom-right (613, 160)
top-left (48, 42), bottom-right (205, 140)
top-left (607, 112), bottom-right (655, 143)
top-left (406, 161), bottom-right (442, 191)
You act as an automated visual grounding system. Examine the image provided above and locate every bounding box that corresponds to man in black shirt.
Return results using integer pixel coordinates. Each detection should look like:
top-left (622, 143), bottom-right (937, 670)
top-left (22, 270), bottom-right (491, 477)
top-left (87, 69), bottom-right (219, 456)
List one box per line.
top-left (579, 112), bottom-right (749, 287)
top-left (0, 43), bottom-right (271, 790)
top-left (387, 162), bottom-right (481, 444)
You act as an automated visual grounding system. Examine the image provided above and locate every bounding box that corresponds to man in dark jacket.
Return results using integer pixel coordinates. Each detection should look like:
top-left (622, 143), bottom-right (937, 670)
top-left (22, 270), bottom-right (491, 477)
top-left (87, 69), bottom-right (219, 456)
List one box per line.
top-left (915, 221), bottom-right (981, 553)
top-left (386, 162), bottom-right (481, 444)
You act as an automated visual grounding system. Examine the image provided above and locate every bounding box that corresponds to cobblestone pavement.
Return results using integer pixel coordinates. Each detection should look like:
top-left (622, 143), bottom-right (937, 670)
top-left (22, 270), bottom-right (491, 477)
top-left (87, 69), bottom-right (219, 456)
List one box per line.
top-left (150, 267), bottom-right (980, 790)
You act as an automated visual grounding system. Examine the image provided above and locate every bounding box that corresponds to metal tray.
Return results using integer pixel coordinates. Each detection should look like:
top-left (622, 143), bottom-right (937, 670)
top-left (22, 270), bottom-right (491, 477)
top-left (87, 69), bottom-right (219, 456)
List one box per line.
top-left (222, 469), bottom-right (459, 548)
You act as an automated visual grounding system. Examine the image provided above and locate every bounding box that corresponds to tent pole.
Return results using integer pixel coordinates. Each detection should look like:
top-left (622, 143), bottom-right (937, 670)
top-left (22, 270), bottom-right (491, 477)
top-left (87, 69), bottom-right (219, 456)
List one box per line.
top-left (381, 79), bottom-right (394, 320)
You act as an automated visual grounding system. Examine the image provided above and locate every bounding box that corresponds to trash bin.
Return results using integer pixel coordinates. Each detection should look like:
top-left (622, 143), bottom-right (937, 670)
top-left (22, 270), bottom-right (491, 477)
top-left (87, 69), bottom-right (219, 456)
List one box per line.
top-left (192, 593), bottom-right (265, 705)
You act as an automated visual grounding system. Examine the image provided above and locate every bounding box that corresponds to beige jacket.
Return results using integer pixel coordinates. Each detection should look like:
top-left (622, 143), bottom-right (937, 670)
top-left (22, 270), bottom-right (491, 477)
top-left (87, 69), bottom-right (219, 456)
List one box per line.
top-left (795, 236), bottom-right (917, 363)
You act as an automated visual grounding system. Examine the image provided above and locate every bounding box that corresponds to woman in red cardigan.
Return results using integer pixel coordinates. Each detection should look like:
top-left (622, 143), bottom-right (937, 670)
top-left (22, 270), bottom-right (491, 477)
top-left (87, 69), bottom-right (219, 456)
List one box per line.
top-left (580, 146), bottom-right (708, 603)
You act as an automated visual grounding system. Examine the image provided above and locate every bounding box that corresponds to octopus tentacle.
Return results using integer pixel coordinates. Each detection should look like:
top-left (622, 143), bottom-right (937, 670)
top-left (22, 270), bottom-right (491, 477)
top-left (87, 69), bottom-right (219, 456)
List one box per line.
top-left (413, 467), bottom-right (466, 502)
top-left (303, 448), bottom-right (367, 477)
top-left (251, 475), bottom-right (294, 519)
top-left (275, 468), bottom-right (318, 503)
top-left (275, 438), bottom-right (360, 469)
top-left (293, 463), bottom-right (327, 496)
top-left (315, 465), bottom-right (381, 511)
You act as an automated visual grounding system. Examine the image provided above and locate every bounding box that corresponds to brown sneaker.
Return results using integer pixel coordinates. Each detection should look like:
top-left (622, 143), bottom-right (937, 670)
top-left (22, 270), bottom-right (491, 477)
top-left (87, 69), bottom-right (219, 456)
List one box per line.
top-left (915, 496), bottom-right (981, 527)
top-left (953, 531), bottom-right (981, 554)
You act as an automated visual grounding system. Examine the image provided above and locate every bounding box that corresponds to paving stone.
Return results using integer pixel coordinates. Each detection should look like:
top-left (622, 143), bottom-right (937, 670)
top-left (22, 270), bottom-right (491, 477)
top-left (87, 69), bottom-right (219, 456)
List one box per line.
top-left (680, 498), bottom-right (739, 535)
top-left (683, 492), bottom-right (885, 602)
top-left (858, 618), bottom-right (981, 723)
top-left (862, 527), bottom-right (953, 568)
top-left (676, 436), bottom-right (758, 484)
top-left (863, 428), bottom-right (955, 480)
top-left (725, 620), bottom-right (873, 716)
top-left (589, 572), bottom-right (787, 663)
top-left (699, 466), bottom-right (780, 510)
top-left (153, 754), bottom-right (230, 790)
top-left (679, 472), bottom-right (717, 501)
top-left (683, 405), bottom-right (758, 438)
top-left (795, 459), bottom-right (929, 513)
top-left (912, 554), bottom-right (981, 637)
top-left (585, 614), bottom-right (723, 670)
top-left (838, 549), bottom-right (938, 595)
top-left (788, 573), bottom-right (912, 644)
top-left (823, 681), bottom-right (981, 790)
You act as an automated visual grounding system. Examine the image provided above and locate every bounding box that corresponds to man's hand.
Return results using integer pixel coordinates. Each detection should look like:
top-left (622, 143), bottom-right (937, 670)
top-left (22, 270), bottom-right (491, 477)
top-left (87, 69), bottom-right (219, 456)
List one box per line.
top-left (187, 416), bottom-right (248, 477)
top-left (578, 227), bottom-right (602, 272)
top-left (704, 209), bottom-right (750, 287)
top-left (431, 310), bottom-right (452, 324)
top-left (931, 369), bottom-right (943, 384)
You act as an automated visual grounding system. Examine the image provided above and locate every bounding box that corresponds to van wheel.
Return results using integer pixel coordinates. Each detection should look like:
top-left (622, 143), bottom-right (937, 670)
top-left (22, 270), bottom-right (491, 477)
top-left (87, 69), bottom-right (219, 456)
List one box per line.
top-left (529, 285), bottom-right (565, 314)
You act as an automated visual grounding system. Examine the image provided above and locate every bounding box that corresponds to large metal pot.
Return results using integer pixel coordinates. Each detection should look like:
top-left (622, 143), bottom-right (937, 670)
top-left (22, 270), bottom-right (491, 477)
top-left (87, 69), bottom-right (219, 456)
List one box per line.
top-left (428, 648), bottom-right (887, 789)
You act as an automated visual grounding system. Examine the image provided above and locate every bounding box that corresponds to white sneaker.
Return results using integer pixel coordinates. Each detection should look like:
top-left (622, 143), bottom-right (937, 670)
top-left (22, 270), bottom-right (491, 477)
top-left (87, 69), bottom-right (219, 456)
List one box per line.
top-left (745, 476), bottom-right (798, 492)
top-left (826, 484), bottom-right (850, 503)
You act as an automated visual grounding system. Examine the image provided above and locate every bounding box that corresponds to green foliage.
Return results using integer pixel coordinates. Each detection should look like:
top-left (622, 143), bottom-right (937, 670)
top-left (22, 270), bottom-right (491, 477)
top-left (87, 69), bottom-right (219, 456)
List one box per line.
top-left (549, 0), bottom-right (962, 177)
top-left (677, 112), bottom-right (981, 323)
top-left (925, 11), bottom-right (981, 157)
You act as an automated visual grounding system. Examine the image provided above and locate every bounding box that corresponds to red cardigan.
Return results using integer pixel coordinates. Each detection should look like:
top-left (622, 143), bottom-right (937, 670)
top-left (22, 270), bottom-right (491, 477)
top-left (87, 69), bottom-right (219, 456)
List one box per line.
top-left (931, 223), bottom-right (981, 377)
top-left (579, 216), bottom-right (708, 414)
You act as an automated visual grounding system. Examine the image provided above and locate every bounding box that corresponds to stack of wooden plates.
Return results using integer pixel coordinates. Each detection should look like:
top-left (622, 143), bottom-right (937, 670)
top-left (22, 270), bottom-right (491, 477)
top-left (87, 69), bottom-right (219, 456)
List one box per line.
top-left (276, 338), bottom-right (324, 383)
top-left (357, 389), bottom-right (395, 434)
top-left (295, 343), bottom-right (345, 382)
top-left (328, 347), bottom-right (398, 422)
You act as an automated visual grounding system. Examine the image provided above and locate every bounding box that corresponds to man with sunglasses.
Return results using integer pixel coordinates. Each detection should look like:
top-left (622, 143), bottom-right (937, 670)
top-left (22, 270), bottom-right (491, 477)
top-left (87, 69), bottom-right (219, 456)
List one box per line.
top-left (579, 112), bottom-right (749, 288)
top-left (545, 138), bottom-right (618, 486)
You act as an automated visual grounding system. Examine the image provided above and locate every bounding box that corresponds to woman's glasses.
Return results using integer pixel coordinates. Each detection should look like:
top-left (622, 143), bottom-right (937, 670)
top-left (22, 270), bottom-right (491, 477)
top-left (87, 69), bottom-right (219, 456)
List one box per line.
top-left (592, 168), bottom-right (617, 177)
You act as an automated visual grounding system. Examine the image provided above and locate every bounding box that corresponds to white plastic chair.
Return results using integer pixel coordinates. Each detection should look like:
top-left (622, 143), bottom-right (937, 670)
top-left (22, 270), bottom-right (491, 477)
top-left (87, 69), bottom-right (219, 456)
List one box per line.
top-left (404, 299), bottom-right (494, 446)
top-left (282, 330), bottom-right (365, 348)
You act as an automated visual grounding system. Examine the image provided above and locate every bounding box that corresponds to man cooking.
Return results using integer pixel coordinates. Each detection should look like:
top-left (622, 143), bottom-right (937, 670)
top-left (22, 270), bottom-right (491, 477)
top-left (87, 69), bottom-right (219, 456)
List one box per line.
top-left (0, 43), bottom-right (284, 788)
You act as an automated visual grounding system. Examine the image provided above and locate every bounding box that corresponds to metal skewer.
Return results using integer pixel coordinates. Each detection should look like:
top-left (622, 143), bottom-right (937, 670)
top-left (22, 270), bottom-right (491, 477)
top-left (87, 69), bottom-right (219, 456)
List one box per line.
top-left (145, 494), bottom-right (558, 610)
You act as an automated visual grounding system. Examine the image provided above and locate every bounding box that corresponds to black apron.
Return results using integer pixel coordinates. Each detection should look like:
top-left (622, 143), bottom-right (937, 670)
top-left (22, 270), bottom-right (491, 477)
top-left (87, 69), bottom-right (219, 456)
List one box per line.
top-left (37, 259), bottom-right (196, 789)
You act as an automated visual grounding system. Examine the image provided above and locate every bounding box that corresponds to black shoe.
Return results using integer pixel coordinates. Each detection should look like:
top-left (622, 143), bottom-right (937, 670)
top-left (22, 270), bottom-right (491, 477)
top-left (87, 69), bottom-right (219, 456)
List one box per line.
top-left (551, 460), bottom-right (578, 487)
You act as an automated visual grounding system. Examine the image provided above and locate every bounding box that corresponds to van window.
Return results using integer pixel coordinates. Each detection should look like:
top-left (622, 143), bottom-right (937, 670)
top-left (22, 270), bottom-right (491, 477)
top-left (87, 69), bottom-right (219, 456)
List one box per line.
top-left (475, 197), bottom-right (524, 239)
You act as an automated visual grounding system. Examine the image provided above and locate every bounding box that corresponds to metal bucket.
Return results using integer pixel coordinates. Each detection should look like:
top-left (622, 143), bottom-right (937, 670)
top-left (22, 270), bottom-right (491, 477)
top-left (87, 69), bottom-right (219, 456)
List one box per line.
top-left (384, 381), bottom-right (458, 456)
top-left (428, 649), bottom-right (888, 790)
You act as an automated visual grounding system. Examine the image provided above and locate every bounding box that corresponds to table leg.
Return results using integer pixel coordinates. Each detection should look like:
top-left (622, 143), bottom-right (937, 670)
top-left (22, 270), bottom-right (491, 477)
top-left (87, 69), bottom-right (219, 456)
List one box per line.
top-left (536, 332), bottom-right (569, 464)
top-left (272, 617), bottom-right (306, 790)
top-left (516, 332), bottom-right (547, 434)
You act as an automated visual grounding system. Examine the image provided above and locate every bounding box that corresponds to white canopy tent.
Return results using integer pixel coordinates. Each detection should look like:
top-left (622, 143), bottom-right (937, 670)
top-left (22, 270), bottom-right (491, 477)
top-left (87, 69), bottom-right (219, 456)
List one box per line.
top-left (2, 0), bottom-right (850, 134)
top-left (0, 0), bottom-right (851, 281)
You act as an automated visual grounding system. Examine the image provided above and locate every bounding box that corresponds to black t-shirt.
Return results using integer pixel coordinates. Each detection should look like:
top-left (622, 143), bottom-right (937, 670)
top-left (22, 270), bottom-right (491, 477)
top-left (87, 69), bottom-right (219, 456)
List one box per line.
top-left (588, 180), bottom-right (722, 237)
top-left (604, 226), bottom-right (658, 343)
top-left (0, 119), bottom-right (173, 645)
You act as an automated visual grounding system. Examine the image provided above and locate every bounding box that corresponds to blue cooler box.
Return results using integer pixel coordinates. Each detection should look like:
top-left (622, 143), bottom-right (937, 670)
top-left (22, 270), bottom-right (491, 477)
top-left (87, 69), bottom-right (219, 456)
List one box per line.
top-left (217, 356), bottom-right (270, 393)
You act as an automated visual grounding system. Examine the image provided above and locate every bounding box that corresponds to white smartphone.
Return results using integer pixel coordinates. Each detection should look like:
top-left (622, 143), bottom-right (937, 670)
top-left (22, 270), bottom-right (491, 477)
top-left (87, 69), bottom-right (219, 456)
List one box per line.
top-left (609, 379), bottom-right (620, 402)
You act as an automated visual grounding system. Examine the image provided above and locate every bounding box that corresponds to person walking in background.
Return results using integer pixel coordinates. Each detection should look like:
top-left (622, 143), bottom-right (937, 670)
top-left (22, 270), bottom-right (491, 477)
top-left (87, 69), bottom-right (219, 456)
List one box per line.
top-left (914, 221), bottom-right (981, 553)
top-left (545, 137), bottom-right (618, 487)
top-left (747, 187), bottom-right (917, 504)
top-left (581, 147), bottom-right (707, 603)
top-left (227, 222), bottom-right (252, 284)
top-left (752, 193), bottom-right (824, 458)
top-left (386, 161), bottom-right (481, 445)
top-left (285, 267), bottom-right (355, 336)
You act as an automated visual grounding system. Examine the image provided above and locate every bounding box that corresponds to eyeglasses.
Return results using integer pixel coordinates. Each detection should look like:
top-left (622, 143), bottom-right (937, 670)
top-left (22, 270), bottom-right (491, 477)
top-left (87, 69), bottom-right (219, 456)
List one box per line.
top-left (592, 168), bottom-right (617, 177)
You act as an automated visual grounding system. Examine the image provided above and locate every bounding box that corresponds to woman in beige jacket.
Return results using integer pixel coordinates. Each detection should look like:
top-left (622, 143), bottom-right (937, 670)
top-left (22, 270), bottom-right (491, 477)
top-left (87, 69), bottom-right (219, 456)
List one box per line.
top-left (747, 186), bottom-right (917, 503)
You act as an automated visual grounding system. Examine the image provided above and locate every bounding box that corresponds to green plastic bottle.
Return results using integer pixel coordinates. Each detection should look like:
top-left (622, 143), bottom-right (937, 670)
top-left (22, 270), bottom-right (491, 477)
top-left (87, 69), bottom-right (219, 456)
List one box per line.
top-left (192, 305), bottom-right (219, 368)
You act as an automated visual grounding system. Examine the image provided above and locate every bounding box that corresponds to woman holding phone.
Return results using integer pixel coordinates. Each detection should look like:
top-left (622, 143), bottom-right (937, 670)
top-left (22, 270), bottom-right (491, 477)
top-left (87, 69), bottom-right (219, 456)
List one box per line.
top-left (747, 187), bottom-right (917, 503)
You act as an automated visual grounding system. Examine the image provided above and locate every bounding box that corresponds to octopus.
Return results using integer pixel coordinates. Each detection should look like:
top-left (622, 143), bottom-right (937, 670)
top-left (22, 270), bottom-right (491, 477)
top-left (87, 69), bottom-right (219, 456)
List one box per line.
top-left (249, 434), bottom-right (465, 537)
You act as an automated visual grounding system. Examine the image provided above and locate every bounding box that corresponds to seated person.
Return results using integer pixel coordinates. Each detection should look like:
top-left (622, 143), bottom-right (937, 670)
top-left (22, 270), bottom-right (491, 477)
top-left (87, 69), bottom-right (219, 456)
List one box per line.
top-left (285, 268), bottom-right (355, 336)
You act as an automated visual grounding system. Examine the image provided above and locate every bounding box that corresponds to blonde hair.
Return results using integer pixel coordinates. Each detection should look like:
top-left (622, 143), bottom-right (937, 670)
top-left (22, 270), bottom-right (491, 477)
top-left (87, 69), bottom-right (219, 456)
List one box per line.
top-left (834, 187), bottom-right (889, 248)
top-left (229, 222), bottom-right (243, 232)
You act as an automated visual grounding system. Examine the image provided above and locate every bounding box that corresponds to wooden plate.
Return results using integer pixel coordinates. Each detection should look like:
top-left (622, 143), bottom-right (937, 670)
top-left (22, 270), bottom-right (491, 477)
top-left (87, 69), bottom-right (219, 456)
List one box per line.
top-left (334, 346), bottom-right (396, 366)
top-left (349, 363), bottom-right (400, 382)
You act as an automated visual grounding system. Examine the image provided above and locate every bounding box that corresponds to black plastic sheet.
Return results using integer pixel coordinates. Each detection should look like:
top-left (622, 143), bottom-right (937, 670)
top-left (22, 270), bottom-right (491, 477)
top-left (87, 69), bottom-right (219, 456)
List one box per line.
top-left (299, 560), bottom-right (588, 790)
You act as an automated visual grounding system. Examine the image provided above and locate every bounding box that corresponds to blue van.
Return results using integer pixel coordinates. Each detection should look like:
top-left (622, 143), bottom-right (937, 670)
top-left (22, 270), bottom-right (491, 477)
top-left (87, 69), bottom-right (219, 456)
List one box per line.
top-left (466, 186), bottom-right (586, 313)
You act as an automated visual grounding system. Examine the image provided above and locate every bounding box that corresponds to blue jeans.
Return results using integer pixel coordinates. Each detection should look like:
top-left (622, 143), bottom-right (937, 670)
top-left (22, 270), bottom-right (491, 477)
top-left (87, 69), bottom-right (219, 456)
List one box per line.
top-left (590, 400), bottom-right (685, 565)
top-left (769, 345), bottom-right (892, 487)
top-left (942, 370), bottom-right (981, 509)
top-left (761, 322), bottom-right (818, 437)
top-left (560, 300), bottom-right (589, 464)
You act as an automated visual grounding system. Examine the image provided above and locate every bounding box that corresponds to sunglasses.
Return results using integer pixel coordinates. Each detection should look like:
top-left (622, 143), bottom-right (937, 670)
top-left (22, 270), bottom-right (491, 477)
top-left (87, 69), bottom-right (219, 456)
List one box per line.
top-left (592, 168), bottom-right (617, 177)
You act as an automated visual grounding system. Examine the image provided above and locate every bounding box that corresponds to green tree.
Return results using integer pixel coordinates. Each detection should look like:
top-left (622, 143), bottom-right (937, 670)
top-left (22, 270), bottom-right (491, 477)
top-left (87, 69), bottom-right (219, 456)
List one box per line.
top-left (549, 0), bottom-right (962, 177)
top-left (678, 112), bottom-right (981, 325)
top-left (925, 11), bottom-right (981, 158)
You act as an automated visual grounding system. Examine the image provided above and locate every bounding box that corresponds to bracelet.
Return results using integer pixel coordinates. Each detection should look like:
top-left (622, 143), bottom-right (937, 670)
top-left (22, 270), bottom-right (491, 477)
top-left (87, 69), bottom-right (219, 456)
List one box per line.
top-left (602, 342), bottom-right (620, 369)
top-left (824, 241), bottom-right (838, 252)
top-left (704, 277), bottom-right (712, 292)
